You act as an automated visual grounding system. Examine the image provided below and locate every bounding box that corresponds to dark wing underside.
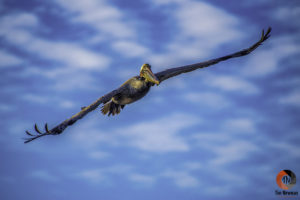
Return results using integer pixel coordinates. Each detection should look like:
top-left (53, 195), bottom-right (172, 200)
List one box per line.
top-left (155, 27), bottom-right (271, 83)
top-left (24, 86), bottom-right (127, 143)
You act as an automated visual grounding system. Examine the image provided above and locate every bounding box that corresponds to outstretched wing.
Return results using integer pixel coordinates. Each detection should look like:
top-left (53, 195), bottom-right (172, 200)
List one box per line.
top-left (24, 27), bottom-right (271, 143)
top-left (24, 86), bottom-right (127, 143)
top-left (155, 27), bottom-right (271, 83)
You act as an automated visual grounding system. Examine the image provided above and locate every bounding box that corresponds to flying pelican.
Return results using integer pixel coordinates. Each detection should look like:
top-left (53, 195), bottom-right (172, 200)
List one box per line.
top-left (24, 27), bottom-right (271, 143)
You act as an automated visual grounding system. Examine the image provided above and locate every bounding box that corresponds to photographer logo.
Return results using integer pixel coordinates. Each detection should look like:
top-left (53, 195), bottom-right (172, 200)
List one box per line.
top-left (275, 169), bottom-right (298, 197)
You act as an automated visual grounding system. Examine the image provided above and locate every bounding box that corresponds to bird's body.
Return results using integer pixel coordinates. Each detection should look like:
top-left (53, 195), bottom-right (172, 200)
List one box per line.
top-left (101, 76), bottom-right (153, 116)
top-left (101, 63), bottom-right (159, 116)
top-left (24, 27), bottom-right (272, 143)
top-left (114, 76), bottom-right (152, 105)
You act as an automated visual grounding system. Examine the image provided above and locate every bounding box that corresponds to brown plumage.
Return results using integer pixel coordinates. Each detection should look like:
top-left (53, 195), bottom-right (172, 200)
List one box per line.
top-left (24, 27), bottom-right (272, 143)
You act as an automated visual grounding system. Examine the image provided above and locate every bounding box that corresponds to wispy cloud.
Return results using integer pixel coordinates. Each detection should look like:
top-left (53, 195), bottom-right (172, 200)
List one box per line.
top-left (88, 151), bottom-right (110, 160)
top-left (72, 113), bottom-right (199, 153)
top-left (116, 114), bottom-right (199, 153)
top-left (184, 92), bottom-right (231, 109)
top-left (223, 118), bottom-right (256, 133)
top-left (269, 141), bottom-right (300, 158)
top-left (76, 164), bottom-right (133, 183)
top-left (128, 173), bottom-right (156, 185)
top-left (279, 90), bottom-right (300, 107)
top-left (22, 93), bottom-right (76, 108)
top-left (204, 74), bottom-right (259, 94)
top-left (22, 67), bottom-right (103, 91)
top-left (192, 116), bottom-right (259, 166)
top-left (22, 93), bottom-right (49, 104)
top-left (51, 0), bottom-right (152, 64)
top-left (0, 12), bottom-right (110, 70)
top-left (242, 36), bottom-right (299, 77)
top-left (28, 40), bottom-right (110, 69)
top-left (0, 50), bottom-right (23, 67)
top-left (0, 12), bottom-right (39, 31)
top-left (149, 0), bottom-right (245, 67)
top-left (30, 170), bottom-right (59, 182)
top-left (77, 169), bottom-right (106, 183)
top-left (274, 6), bottom-right (300, 27)
top-left (54, 0), bottom-right (136, 39)
top-left (210, 140), bottom-right (259, 165)
top-left (162, 169), bottom-right (199, 188)
top-left (112, 41), bottom-right (150, 58)
top-left (200, 168), bottom-right (247, 196)
top-left (182, 161), bottom-right (202, 171)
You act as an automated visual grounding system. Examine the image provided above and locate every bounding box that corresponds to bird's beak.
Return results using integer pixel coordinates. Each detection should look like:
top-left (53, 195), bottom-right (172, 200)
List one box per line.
top-left (144, 68), bottom-right (160, 85)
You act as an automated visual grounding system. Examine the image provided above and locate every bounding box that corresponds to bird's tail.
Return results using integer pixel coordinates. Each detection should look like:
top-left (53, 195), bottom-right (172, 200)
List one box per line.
top-left (101, 100), bottom-right (125, 116)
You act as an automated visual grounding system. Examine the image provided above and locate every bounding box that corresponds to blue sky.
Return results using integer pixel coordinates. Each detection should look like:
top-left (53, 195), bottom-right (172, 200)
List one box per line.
top-left (0, 0), bottom-right (300, 199)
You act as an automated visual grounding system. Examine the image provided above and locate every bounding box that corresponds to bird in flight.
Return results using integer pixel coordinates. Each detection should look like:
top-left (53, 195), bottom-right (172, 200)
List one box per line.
top-left (24, 27), bottom-right (272, 143)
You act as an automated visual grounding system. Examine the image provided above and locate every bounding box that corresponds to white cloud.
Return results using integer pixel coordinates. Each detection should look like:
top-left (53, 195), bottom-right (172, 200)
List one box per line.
top-left (23, 67), bottom-right (102, 91)
top-left (242, 36), bottom-right (299, 77)
top-left (0, 13), bottom-right (40, 46)
top-left (0, 12), bottom-right (39, 31)
top-left (24, 38), bottom-right (109, 69)
top-left (0, 12), bottom-right (110, 70)
top-left (116, 68), bottom-right (138, 79)
top-left (200, 168), bottom-right (247, 195)
top-left (242, 50), bottom-right (278, 76)
top-left (152, 0), bottom-right (182, 5)
top-left (117, 114), bottom-right (199, 153)
top-left (183, 162), bottom-right (202, 171)
top-left (175, 1), bottom-right (240, 42)
top-left (72, 113), bottom-right (199, 153)
top-left (156, 77), bottom-right (187, 90)
top-left (184, 92), bottom-right (231, 109)
top-left (149, 1), bottom-right (244, 67)
top-left (192, 132), bottom-right (231, 144)
top-left (77, 169), bottom-right (105, 183)
top-left (162, 170), bottom-right (199, 188)
top-left (112, 41), bottom-right (150, 58)
top-left (205, 74), bottom-right (259, 94)
top-left (270, 141), bottom-right (300, 158)
top-left (279, 91), bottom-right (300, 106)
top-left (128, 173), bottom-right (156, 185)
top-left (223, 118), bottom-right (256, 133)
top-left (76, 165), bottom-right (133, 183)
top-left (274, 6), bottom-right (300, 27)
top-left (192, 130), bottom-right (259, 165)
top-left (52, 0), bottom-right (153, 60)
top-left (209, 140), bottom-right (259, 165)
top-left (76, 165), bottom-right (157, 186)
top-left (30, 170), bottom-right (59, 182)
top-left (59, 100), bottom-right (75, 109)
top-left (23, 93), bottom-right (49, 104)
top-left (29, 40), bottom-right (110, 69)
top-left (0, 50), bottom-right (23, 67)
top-left (88, 151), bottom-right (110, 160)
top-left (54, 0), bottom-right (135, 39)
top-left (105, 164), bottom-right (133, 174)
top-left (71, 118), bottom-right (119, 148)
top-left (22, 93), bottom-right (77, 108)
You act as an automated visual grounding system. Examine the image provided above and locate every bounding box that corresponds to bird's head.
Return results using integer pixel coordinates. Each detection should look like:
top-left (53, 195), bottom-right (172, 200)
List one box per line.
top-left (140, 63), bottom-right (160, 85)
